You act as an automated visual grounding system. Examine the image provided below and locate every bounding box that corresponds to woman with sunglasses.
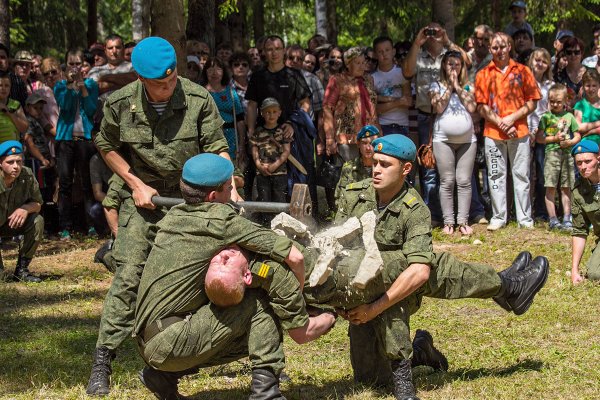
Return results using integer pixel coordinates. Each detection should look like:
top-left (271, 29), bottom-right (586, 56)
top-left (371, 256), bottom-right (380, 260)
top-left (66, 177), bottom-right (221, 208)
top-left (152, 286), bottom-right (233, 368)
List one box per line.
top-left (556, 36), bottom-right (589, 108)
top-left (53, 48), bottom-right (99, 240)
top-left (429, 50), bottom-right (477, 236)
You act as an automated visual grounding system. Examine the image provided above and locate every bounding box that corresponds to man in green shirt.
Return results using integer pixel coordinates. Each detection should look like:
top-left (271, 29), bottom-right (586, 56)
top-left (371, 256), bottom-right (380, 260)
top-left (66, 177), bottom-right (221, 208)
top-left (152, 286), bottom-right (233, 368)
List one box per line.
top-left (0, 140), bottom-right (43, 283)
top-left (570, 140), bottom-right (600, 284)
top-left (134, 153), bottom-right (333, 400)
top-left (86, 37), bottom-right (241, 396)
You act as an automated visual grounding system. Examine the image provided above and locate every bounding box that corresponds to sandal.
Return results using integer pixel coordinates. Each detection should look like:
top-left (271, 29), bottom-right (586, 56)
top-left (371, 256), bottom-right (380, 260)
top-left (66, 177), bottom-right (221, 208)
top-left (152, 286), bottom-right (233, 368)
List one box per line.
top-left (459, 224), bottom-right (473, 236)
top-left (442, 224), bottom-right (454, 235)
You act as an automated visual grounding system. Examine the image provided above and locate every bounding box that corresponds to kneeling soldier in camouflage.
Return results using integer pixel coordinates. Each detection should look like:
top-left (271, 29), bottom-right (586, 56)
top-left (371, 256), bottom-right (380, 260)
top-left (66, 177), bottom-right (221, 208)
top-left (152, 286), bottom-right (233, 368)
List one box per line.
top-left (0, 140), bottom-right (44, 283)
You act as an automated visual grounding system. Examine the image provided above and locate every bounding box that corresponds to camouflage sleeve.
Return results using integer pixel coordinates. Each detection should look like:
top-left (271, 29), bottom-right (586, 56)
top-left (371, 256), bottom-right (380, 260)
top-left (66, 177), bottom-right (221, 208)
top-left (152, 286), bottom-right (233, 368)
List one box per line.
top-left (402, 203), bottom-right (434, 265)
top-left (334, 188), bottom-right (351, 224)
top-left (255, 258), bottom-right (308, 331)
top-left (225, 212), bottom-right (293, 263)
top-left (334, 164), bottom-right (352, 202)
top-left (95, 101), bottom-right (122, 154)
top-left (197, 95), bottom-right (229, 155)
top-left (571, 191), bottom-right (590, 237)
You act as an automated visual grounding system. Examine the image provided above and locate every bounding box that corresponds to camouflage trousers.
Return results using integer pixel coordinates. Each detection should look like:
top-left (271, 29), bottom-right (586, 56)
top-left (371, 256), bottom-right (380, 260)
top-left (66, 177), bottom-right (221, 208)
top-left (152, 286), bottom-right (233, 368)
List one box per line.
top-left (96, 197), bottom-right (169, 350)
top-left (585, 242), bottom-right (600, 281)
top-left (137, 289), bottom-right (285, 374)
top-left (0, 213), bottom-right (44, 259)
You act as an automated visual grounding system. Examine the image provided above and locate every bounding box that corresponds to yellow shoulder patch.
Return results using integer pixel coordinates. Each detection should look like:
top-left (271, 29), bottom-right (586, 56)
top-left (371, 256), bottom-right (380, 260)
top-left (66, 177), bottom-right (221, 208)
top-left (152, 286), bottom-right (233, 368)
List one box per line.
top-left (403, 195), bottom-right (418, 208)
top-left (257, 263), bottom-right (270, 278)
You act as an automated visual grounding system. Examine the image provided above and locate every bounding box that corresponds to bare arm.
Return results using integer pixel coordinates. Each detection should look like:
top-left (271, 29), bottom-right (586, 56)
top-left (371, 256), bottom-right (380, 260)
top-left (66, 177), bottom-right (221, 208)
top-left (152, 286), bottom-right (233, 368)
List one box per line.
top-left (403, 28), bottom-right (428, 79)
top-left (342, 263), bottom-right (431, 324)
top-left (8, 107), bottom-right (29, 134)
top-left (284, 245), bottom-right (305, 290)
top-left (246, 100), bottom-right (258, 137)
top-left (104, 207), bottom-right (119, 237)
top-left (287, 312), bottom-right (336, 344)
top-left (299, 97), bottom-right (311, 113)
top-left (92, 182), bottom-right (106, 203)
top-left (23, 135), bottom-right (50, 166)
top-left (8, 201), bottom-right (41, 229)
top-left (97, 72), bottom-right (137, 93)
top-left (571, 235), bottom-right (587, 285)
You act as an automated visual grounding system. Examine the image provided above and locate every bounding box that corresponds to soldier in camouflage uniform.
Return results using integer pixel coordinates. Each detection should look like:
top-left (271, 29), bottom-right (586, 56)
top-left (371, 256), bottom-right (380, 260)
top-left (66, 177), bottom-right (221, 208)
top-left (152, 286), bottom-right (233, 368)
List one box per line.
top-left (0, 141), bottom-right (44, 283)
top-left (134, 153), bottom-right (330, 400)
top-left (86, 37), bottom-right (239, 396)
top-left (570, 140), bottom-right (600, 284)
top-left (334, 124), bottom-right (380, 201)
top-left (333, 134), bottom-right (549, 400)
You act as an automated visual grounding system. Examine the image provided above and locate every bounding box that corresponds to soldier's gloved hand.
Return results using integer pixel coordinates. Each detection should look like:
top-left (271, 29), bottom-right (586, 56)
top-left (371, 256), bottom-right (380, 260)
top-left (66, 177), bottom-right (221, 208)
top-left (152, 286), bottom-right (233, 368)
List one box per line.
top-left (132, 183), bottom-right (159, 210)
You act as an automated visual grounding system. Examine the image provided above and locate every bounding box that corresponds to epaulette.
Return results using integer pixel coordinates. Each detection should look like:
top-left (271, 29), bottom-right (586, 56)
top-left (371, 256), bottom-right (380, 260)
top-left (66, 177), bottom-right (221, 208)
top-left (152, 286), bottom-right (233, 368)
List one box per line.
top-left (106, 83), bottom-right (136, 104)
top-left (402, 192), bottom-right (419, 208)
top-left (181, 77), bottom-right (209, 98)
top-left (345, 179), bottom-right (370, 191)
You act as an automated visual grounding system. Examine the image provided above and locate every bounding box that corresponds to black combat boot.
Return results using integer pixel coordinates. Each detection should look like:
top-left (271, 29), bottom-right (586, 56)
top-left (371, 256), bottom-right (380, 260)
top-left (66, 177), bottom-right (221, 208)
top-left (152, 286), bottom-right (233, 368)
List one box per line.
top-left (138, 366), bottom-right (194, 400)
top-left (493, 256), bottom-right (549, 315)
top-left (249, 368), bottom-right (286, 400)
top-left (391, 359), bottom-right (420, 400)
top-left (13, 256), bottom-right (41, 283)
top-left (94, 239), bottom-right (115, 273)
top-left (86, 346), bottom-right (115, 396)
top-left (411, 329), bottom-right (448, 371)
top-left (493, 251), bottom-right (531, 311)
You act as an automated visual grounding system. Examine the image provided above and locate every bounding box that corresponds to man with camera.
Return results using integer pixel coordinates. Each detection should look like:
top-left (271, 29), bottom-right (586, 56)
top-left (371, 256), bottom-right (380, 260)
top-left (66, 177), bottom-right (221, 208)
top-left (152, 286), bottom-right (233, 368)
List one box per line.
top-left (403, 23), bottom-right (470, 227)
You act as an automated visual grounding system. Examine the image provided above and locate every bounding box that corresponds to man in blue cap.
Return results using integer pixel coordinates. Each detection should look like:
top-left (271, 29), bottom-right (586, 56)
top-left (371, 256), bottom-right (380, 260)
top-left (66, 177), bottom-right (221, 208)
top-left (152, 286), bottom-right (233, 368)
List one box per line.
top-left (334, 125), bottom-right (380, 202)
top-left (87, 36), bottom-right (241, 395)
top-left (0, 140), bottom-right (44, 283)
top-left (570, 140), bottom-right (600, 284)
top-left (132, 153), bottom-right (317, 400)
top-left (334, 134), bottom-right (550, 400)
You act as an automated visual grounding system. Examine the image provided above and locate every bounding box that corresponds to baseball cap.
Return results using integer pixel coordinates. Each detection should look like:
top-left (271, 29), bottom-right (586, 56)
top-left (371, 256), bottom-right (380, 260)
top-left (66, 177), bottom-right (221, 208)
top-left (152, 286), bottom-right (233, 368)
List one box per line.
top-left (26, 92), bottom-right (47, 105)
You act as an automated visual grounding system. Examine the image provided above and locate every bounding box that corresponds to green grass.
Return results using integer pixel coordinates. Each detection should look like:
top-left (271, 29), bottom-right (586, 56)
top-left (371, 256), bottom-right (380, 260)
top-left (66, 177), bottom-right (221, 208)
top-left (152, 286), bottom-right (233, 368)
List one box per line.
top-left (1, 223), bottom-right (599, 399)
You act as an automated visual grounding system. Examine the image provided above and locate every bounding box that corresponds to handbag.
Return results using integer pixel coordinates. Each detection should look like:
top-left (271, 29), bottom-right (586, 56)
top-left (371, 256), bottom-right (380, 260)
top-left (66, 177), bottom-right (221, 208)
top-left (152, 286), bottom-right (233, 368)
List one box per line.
top-left (417, 114), bottom-right (436, 169)
top-left (317, 155), bottom-right (342, 189)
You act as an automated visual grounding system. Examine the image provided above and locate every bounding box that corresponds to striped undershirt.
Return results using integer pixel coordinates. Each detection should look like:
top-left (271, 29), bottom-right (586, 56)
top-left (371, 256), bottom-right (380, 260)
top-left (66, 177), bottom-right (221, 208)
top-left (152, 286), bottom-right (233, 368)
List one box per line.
top-left (593, 183), bottom-right (600, 193)
top-left (143, 86), bottom-right (169, 115)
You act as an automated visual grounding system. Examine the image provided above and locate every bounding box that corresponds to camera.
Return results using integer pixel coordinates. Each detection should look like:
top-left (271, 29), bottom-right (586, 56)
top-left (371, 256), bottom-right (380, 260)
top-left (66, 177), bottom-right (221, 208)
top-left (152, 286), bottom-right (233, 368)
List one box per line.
top-left (327, 58), bottom-right (336, 66)
top-left (425, 28), bottom-right (438, 37)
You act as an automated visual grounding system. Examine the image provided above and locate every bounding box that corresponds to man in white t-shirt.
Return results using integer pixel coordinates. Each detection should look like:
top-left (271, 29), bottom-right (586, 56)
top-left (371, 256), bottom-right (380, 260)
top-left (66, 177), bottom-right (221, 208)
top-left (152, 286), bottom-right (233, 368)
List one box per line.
top-left (371, 36), bottom-right (413, 137)
top-left (87, 34), bottom-right (136, 97)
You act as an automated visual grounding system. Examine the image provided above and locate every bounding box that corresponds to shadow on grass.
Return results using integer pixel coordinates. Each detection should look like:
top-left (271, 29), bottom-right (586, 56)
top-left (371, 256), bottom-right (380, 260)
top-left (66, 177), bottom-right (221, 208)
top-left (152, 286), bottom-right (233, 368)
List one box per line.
top-left (0, 286), bottom-right (107, 312)
top-left (415, 359), bottom-right (545, 390)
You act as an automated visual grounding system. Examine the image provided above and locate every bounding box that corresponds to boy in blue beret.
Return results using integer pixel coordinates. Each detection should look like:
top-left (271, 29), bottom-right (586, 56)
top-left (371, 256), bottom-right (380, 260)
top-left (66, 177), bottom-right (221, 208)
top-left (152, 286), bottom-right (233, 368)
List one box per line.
top-left (570, 139), bottom-right (600, 284)
top-left (134, 153), bottom-right (311, 400)
top-left (0, 140), bottom-right (44, 282)
top-left (334, 133), bottom-right (549, 399)
top-left (335, 125), bottom-right (381, 201)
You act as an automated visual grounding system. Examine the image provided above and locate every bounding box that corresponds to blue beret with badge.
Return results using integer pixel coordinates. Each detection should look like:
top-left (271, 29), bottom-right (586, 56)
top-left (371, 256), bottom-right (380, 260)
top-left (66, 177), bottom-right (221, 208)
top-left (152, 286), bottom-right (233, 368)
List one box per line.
top-left (372, 134), bottom-right (416, 162)
top-left (182, 153), bottom-right (234, 187)
top-left (131, 37), bottom-right (177, 80)
top-left (357, 125), bottom-right (380, 140)
top-left (0, 140), bottom-right (23, 157)
top-left (571, 139), bottom-right (600, 156)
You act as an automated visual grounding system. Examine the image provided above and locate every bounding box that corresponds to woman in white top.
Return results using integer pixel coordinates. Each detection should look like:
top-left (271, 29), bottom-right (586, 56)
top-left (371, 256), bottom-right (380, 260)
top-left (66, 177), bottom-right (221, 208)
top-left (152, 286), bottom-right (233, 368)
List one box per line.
top-left (429, 50), bottom-right (477, 235)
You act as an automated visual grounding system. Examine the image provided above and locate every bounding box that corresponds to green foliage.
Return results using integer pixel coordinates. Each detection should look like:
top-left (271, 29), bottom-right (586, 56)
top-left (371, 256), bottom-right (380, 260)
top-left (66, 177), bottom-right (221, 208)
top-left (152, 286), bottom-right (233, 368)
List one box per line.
top-left (218, 0), bottom-right (239, 21)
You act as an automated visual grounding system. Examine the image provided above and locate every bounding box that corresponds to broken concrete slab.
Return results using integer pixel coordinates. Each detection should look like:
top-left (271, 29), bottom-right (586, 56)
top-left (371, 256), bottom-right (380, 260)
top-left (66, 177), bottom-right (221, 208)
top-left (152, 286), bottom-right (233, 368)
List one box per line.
top-left (351, 211), bottom-right (383, 289)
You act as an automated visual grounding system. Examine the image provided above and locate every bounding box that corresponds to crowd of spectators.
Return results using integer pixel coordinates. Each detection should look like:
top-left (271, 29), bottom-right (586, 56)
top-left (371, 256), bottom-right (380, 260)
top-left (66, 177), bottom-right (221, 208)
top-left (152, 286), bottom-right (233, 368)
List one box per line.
top-left (3, 1), bottom-right (600, 276)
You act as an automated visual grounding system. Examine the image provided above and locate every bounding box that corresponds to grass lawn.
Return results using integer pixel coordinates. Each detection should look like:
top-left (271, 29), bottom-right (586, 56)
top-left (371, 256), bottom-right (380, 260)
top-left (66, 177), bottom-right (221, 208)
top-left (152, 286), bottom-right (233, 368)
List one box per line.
top-left (1, 223), bottom-right (599, 399)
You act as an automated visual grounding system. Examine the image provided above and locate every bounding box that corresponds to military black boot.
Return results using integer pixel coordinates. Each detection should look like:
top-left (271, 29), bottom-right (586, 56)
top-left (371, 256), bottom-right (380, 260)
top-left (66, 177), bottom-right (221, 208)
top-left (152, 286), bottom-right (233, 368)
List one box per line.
top-left (94, 239), bottom-right (115, 273)
top-left (391, 359), bottom-right (420, 400)
top-left (86, 346), bottom-right (115, 396)
top-left (12, 256), bottom-right (41, 283)
top-left (493, 256), bottom-right (549, 315)
top-left (493, 251), bottom-right (531, 311)
top-left (411, 329), bottom-right (448, 371)
top-left (249, 368), bottom-right (286, 400)
top-left (138, 366), bottom-right (193, 400)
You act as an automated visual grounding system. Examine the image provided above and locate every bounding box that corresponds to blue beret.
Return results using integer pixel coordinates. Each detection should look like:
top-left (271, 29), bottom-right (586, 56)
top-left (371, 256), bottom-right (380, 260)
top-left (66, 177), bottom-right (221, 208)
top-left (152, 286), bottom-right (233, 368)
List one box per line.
top-left (131, 37), bottom-right (177, 79)
top-left (357, 125), bottom-right (380, 140)
top-left (182, 153), bottom-right (234, 187)
top-left (372, 134), bottom-right (416, 162)
top-left (0, 140), bottom-right (23, 157)
top-left (572, 139), bottom-right (600, 156)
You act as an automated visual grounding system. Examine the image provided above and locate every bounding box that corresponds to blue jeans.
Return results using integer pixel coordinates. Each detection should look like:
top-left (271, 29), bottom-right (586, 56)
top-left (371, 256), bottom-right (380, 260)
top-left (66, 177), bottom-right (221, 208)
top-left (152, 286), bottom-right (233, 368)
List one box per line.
top-left (469, 173), bottom-right (486, 219)
top-left (89, 201), bottom-right (109, 235)
top-left (533, 143), bottom-right (548, 219)
top-left (417, 113), bottom-right (442, 221)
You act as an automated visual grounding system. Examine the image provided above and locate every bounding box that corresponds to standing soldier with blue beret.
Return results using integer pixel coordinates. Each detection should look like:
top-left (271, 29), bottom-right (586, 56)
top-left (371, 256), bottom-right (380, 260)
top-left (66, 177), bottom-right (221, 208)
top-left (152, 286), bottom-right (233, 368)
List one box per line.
top-left (86, 36), bottom-right (238, 396)
top-left (334, 125), bottom-right (380, 202)
top-left (0, 140), bottom-right (44, 283)
top-left (335, 134), bottom-right (550, 399)
top-left (570, 140), bottom-right (600, 284)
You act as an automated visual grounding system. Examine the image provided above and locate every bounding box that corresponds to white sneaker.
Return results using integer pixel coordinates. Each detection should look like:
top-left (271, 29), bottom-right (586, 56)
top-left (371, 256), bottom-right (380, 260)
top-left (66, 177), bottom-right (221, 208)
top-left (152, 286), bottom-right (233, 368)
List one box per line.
top-left (487, 222), bottom-right (505, 231)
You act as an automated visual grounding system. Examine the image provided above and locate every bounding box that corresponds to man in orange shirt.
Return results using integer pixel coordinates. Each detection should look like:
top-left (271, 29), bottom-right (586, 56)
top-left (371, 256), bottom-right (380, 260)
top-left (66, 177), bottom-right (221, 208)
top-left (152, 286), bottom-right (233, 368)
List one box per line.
top-left (475, 32), bottom-right (540, 231)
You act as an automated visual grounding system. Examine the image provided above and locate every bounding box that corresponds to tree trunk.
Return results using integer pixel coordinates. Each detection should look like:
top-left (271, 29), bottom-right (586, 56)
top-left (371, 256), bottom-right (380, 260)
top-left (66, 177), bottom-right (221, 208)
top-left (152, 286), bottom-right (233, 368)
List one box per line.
top-left (228, 0), bottom-right (246, 52)
top-left (187, 0), bottom-right (215, 53)
top-left (132, 0), bottom-right (150, 42)
top-left (215, 1), bottom-right (230, 46)
top-left (66, 0), bottom-right (86, 49)
top-left (491, 0), bottom-right (501, 32)
top-left (252, 0), bottom-right (264, 45)
top-left (87, 0), bottom-right (98, 47)
top-left (151, 0), bottom-right (187, 71)
top-left (432, 0), bottom-right (454, 41)
top-left (0, 0), bottom-right (8, 49)
top-left (326, 0), bottom-right (337, 45)
top-left (315, 0), bottom-right (327, 39)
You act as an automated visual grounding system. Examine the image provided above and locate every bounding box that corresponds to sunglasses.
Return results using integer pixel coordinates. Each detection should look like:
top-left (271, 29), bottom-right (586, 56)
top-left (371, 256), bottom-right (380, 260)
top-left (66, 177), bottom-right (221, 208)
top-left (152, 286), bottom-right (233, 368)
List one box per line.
top-left (67, 61), bottom-right (82, 66)
top-left (565, 49), bottom-right (581, 56)
top-left (43, 70), bottom-right (59, 77)
top-left (15, 62), bottom-right (30, 68)
top-left (233, 62), bottom-right (249, 68)
top-left (288, 56), bottom-right (303, 62)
